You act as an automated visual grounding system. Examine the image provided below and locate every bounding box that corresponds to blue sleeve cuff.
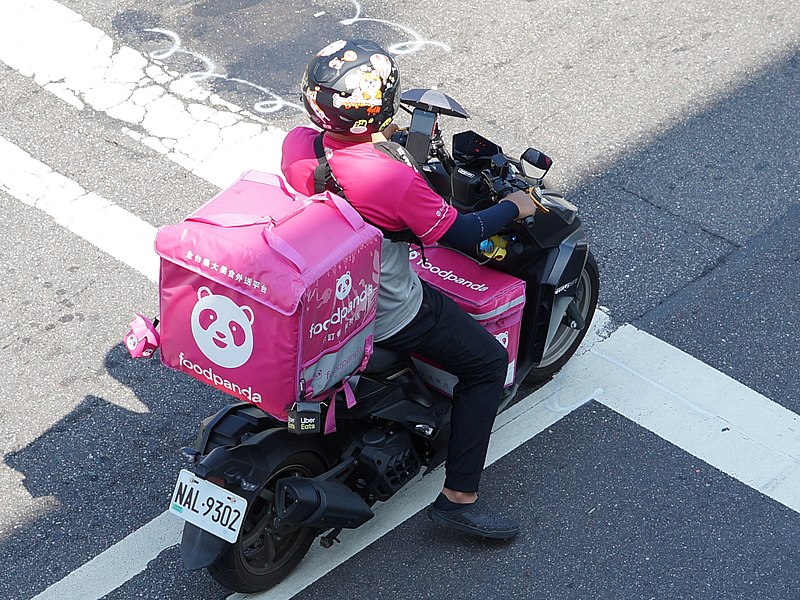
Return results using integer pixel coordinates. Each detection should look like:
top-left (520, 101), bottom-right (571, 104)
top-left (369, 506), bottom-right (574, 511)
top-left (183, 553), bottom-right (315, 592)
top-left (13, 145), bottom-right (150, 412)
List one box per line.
top-left (439, 201), bottom-right (519, 250)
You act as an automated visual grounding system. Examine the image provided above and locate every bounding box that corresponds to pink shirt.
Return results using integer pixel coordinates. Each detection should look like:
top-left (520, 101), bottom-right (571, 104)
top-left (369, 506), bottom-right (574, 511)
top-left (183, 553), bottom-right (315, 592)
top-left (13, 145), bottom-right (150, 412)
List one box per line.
top-left (281, 127), bottom-right (456, 242)
top-left (281, 127), bottom-right (457, 340)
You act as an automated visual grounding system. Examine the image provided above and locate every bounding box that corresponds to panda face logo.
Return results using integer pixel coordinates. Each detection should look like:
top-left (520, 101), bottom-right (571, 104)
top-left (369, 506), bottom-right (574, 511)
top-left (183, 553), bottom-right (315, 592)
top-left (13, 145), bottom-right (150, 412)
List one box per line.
top-left (190, 287), bottom-right (254, 369)
top-left (335, 272), bottom-right (352, 301)
top-left (495, 331), bottom-right (509, 349)
top-left (126, 334), bottom-right (139, 351)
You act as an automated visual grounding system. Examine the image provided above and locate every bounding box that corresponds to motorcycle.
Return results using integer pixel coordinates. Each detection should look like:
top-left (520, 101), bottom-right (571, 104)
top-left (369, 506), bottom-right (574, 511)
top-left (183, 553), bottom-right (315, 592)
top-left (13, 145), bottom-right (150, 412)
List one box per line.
top-left (169, 89), bottom-right (599, 592)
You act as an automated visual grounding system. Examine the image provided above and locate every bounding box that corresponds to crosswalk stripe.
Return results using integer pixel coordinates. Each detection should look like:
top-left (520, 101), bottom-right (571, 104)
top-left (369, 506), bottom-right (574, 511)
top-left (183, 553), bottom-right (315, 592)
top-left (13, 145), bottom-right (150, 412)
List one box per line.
top-left (592, 326), bottom-right (800, 514)
top-left (0, 135), bottom-right (160, 282)
top-left (30, 512), bottom-right (182, 600)
top-left (0, 0), bottom-right (286, 190)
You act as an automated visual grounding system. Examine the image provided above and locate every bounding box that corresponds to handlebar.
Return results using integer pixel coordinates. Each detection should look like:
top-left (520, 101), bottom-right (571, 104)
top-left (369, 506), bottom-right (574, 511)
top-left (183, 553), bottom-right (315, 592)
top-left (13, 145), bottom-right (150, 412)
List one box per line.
top-left (396, 104), bottom-right (576, 225)
top-left (431, 135), bottom-right (455, 174)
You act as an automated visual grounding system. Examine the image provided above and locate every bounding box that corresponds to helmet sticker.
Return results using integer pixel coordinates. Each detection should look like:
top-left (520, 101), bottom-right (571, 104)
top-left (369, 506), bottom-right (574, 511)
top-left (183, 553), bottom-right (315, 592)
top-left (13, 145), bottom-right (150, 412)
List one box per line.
top-left (350, 119), bottom-right (370, 134)
top-left (303, 40), bottom-right (401, 136)
top-left (328, 56), bottom-right (345, 73)
top-left (369, 53), bottom-right (393, 82)
top-left (305, 88), bottom-right (329, 122)
top-left (332, 53), bottom-right (396, 111)
top-left (318, 40), bottom-right (347, 56)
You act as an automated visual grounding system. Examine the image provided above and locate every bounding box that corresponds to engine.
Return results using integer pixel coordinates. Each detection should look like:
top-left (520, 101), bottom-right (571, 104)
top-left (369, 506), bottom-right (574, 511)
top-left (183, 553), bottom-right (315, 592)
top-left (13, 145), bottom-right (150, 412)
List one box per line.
top-left (350, 429), bottom-right (421, 502)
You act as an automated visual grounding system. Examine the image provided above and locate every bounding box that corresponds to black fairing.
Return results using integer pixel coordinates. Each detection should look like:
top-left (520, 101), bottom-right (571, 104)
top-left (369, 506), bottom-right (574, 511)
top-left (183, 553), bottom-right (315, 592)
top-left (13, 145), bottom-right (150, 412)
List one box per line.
top-left (349, 430), bottom-right (422, 501)
top-left (193, 428), bottom-right (327, 497)
top-left (180, 427), bottom-right (326, 570)
top-left (181, 523), bottom-right (228, 571)
top-left (193, 402), bottom-right (278, 454)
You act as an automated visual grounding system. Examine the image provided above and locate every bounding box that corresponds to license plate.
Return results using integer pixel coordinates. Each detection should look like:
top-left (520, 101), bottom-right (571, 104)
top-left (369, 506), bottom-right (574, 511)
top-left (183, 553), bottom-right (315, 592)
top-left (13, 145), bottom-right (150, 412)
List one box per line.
top-left (169, 469), bottom-right (248, 543)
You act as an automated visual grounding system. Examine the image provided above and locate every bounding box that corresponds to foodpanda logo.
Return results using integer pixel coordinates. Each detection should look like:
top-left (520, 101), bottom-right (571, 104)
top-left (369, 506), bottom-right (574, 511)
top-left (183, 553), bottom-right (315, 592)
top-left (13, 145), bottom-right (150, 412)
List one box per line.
top-left (495, 331), bottom-right (509, 349)
top-left (125, 334), bottom-right (138, 351)
top-left (309, 272), bottom-right (375, 339)
top-left (190, 287), bottom-right (254, 369)
top-left (335, 272), bottom-right (352, 301)
top-left (408, 251), bottom-right (489, 292)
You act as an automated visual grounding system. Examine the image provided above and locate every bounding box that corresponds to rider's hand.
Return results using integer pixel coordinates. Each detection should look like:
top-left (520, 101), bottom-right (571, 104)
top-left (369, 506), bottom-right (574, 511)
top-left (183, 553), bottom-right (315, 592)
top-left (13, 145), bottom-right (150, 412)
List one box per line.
top-left (502, 190), bottom-right (537, 220)
top-left (372, 123), bottom-right (400, 142)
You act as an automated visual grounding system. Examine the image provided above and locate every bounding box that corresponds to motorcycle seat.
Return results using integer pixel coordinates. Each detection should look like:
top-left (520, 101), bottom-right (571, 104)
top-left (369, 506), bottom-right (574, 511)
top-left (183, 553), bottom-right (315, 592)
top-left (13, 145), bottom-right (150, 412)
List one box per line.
top-left (363, 345), bottom-right (410, 377)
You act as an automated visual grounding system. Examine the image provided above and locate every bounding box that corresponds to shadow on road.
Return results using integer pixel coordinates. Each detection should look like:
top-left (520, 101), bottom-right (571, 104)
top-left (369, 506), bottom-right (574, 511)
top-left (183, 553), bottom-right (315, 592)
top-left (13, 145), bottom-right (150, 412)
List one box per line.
top-left (1, 344), bottom-right (229, 599)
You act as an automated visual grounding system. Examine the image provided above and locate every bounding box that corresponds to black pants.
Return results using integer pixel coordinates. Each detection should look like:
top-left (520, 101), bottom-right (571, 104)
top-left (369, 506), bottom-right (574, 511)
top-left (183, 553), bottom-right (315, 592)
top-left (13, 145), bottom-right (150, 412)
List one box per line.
top-left (380, 282), bottom-right (508, 492)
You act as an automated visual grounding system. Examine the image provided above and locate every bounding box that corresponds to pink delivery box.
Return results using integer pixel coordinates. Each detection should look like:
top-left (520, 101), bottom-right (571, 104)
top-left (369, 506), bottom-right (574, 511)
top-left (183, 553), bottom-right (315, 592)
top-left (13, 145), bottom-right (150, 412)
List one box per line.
top-left (409, 246), bottom-right (526, 395)
top-left (155, 171), bottom-right (382, 420)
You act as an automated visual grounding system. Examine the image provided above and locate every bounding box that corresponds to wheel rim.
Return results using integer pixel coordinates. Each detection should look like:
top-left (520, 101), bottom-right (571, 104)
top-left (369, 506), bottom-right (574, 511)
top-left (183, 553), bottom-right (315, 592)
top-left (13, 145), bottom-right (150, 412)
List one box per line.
top-left (237, 464), bottom-right (314, 576)
top-left (537, 265), bottom-right (594, 369)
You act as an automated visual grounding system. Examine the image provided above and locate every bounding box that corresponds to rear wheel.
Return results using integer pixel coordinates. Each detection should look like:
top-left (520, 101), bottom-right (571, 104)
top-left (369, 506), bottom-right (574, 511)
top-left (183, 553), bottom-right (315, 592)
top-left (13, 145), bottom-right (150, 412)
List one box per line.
top-left (208, 452), bottom-right (326, 593)
top-left (526, 251), bottom-right (599, 383)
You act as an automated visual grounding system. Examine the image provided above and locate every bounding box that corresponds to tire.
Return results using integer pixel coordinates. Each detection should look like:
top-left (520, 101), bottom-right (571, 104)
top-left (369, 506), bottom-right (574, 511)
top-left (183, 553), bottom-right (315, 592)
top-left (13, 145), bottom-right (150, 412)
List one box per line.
top-left (208, 451), bottom-right (327, 593)
top-left (525, 251), bottom-right (599, 383)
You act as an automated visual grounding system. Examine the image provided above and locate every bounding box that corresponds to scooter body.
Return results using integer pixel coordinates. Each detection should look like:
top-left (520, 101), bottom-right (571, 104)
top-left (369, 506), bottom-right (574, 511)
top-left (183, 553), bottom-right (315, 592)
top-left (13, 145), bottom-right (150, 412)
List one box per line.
top-left (171, 90), bottom-right (600, 593)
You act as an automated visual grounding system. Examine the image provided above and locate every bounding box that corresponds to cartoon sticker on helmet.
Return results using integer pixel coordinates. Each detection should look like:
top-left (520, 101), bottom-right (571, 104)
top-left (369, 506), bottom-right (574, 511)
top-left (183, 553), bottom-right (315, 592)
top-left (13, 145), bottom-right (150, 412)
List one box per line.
top-left (369, 54), bottom-right (393, 81)
top-left (332, 54), bottom-right (395, 111)
top-left (305, 88), bottom-right (329, 123)
top-left (318, 40), bottom-right (347, 57)
top-left (328, 56), bottom-right (345, 72)
top-left (349, 119), bottom-right (371, 135)
top-left (343, 50), bottom-right (358, 61)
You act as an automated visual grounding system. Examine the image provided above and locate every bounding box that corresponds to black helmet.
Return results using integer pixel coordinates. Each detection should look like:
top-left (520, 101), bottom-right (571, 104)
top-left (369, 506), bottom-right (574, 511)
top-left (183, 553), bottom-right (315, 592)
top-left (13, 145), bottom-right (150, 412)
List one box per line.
top-left (301, 39), bottom-right (401, 135)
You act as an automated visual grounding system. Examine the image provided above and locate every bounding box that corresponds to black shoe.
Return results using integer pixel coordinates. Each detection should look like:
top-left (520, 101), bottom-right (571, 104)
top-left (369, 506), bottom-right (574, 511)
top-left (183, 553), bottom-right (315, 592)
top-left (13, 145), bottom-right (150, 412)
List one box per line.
top-left (426, 496), bottom-right (520, 540)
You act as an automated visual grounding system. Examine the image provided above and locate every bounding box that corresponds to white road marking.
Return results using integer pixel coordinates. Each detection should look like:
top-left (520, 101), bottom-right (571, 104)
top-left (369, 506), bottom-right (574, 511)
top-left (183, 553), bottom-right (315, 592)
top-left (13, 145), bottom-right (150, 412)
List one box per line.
top-left (593, 326), bottom-right (800, 513)
top-left (31, 512), bottom-right (183, 600)
top-left (0, 135), bottom-right (159, 282)
top-left (0, 0), bottom-right (286, 189)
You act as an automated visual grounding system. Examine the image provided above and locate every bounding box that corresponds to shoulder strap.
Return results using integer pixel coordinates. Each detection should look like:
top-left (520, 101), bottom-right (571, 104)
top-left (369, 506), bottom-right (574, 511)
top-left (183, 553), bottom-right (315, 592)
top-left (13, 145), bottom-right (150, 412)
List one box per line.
top-left (313, 134), bottom-right (345, 196)
top-left (372, 140), bottom-right (422, 173)
top-left (311, 134), bottom-right (426, 255)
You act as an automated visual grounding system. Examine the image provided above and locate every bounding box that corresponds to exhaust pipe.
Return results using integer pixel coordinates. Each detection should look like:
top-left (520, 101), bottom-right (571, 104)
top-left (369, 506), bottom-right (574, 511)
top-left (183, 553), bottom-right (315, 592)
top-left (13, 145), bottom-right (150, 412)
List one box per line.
top-left (275, 477), bottom-right (374, 529)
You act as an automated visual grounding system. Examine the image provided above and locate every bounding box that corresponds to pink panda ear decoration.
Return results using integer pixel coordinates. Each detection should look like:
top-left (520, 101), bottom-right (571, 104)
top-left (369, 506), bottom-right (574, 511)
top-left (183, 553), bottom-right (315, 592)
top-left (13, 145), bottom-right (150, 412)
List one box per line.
top-left (124, 313), bottom-right (160, 358)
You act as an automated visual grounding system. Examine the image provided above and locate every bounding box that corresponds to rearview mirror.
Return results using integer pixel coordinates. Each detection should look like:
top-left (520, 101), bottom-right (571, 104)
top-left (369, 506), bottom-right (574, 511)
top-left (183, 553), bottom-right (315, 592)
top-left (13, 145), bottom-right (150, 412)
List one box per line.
top-left (520, 148), bottom-right (553, 179)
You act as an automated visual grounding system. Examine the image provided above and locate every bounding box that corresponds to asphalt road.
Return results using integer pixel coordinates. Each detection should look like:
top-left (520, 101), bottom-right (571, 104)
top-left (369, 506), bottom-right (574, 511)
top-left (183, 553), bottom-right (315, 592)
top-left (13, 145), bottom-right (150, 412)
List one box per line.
top-left (1, 0), bottom-right (799, 599)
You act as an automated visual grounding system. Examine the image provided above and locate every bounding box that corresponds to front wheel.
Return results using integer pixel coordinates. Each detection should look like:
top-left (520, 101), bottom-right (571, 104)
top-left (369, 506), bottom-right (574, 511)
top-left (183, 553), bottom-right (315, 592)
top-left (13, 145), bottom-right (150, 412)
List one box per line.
top-left (525, 251), bottom-right (600, 383)
top-left (208, 451), bottom-right (327, 593)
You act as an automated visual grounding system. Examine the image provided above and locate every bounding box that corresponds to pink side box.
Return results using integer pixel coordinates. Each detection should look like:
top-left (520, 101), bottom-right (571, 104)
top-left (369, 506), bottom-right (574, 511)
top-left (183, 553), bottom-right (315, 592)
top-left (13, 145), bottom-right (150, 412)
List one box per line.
top-left (409, 246), bottom-right (526, 395)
